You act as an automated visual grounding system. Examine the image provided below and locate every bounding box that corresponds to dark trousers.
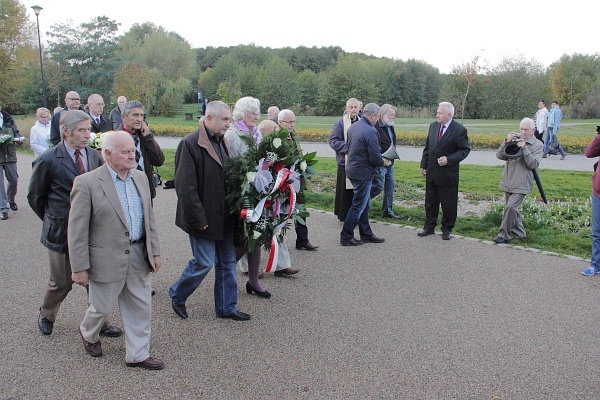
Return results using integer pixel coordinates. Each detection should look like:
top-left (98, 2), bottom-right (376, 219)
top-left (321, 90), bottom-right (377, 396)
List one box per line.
top-left (295, 220), bottom-right (308, 245)
top-left (424, 181), bottom-right (458, 233)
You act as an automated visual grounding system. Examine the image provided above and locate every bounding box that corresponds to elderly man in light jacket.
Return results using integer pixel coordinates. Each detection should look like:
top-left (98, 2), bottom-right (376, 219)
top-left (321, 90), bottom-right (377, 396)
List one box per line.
top-left (493, 118), bottom-right (543, 244)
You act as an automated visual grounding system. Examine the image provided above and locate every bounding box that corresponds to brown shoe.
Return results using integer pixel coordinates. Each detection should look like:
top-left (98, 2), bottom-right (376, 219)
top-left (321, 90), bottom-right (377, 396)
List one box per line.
top-left (126, 357), bottom-right (165, 370)
top-left (274, 268), bottom-right (300, 277)
top-left (80, 329), bottom-right (102, 357)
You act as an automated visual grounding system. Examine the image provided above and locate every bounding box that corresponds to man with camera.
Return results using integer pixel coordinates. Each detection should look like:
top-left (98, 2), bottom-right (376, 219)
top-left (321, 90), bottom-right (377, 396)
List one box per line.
top-left (493, 118), bottom-right (543, 244)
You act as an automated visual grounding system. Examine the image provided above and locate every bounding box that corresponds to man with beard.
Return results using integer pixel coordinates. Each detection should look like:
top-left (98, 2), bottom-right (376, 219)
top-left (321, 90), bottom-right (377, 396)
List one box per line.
top-left (371, 104), bottom-right (399, 219)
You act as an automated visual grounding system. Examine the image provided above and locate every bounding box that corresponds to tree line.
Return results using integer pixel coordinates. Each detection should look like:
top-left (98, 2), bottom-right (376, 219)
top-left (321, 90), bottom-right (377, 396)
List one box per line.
top-left (2, 0), bottom-right (600, 119)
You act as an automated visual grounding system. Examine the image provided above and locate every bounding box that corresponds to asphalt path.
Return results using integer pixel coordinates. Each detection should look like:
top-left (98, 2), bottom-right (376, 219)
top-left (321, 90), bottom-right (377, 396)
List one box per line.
top-left (2, 153), bottom-right (599, 399)
top-left (155, 137), bottom-right (598, 172)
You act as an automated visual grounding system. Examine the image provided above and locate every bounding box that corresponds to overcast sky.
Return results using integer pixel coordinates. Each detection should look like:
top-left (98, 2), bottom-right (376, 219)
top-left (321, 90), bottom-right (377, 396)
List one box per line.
top-left (29, 0), bottom-right (596, 74)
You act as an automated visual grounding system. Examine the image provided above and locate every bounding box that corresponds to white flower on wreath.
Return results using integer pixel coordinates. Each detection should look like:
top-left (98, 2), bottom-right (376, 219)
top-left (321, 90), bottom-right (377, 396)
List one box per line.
top-left (253, 231), bottom-right (262, 239)
top-left (300, 160), bottom-right (307, 171)
top-left (246, 171), bottom-right (256, 182)
top-left (272, 138), bottom-right (282, 148)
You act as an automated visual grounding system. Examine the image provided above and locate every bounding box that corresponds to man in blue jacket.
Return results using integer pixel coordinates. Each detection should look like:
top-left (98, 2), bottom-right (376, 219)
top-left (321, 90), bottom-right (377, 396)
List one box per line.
top-left (340, 103), bottom-right (390, 246)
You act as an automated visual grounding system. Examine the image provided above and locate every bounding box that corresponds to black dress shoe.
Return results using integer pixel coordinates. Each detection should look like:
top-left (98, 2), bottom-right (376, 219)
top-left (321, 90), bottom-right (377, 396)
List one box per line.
top-left (361, 235), bottom-right (385, 243)
top-left (493, 236), bottom-right (511, 244)
top-left (38, 310), bottom-right (53, 335)
top-left (100, 322), bottom-right (122, 337)
top-left (442, 232), bottom-right (451, 240)
top-left (246, 282), bottom-right (272, 298)
top-left (274, 268), bottom-right (300, 277)
top-left (172, 302), bottom-right (188, 319)
top-left (9, 202), bottom-right (17, 211)
top-left (296, 241), bottom-right (319, 251)
top-left (218, 310), bottom-right (251, 321)
top-left (340, 237), bottom-right (363, 246)
top-left (126, 357), bottom-right (165, 370)
top-left (382, 214), bottom-right (400, 220)
top-left (417, 229), bottom-right (435, 237)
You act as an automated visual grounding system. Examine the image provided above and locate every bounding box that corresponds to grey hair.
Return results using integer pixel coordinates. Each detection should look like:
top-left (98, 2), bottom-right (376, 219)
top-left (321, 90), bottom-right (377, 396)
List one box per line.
top-left (206, 101), bottom-right (230, 118)
top-left (439, 102), bottom-right (455, 117)
top-left (101, 130), bottom-right (134, 160)
top-left (60, 110), bottom-right (91, 137)
top-left (121, 100), bottom-right (145, 117)
top-left (362, 103), bottom-right (380, 117)
top-left (232, 97), bottom-right (260, 121)
top-left (521, 117), bottom-right (536, 130)
top-left (277, 109), bottom-right (294, 122)
top-left (346, 98), bottom-right (359, 107)
top-left (379, 104), bottom-right (397, 121)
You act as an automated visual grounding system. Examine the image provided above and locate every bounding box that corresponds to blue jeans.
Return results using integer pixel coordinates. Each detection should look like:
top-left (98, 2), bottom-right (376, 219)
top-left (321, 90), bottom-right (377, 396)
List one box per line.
top-left (169, 232), bottom-right (238, 316)
top-left (341, 178), bottom-right (374, 241)
top-left (544, 127), bottom-right (565, 155)
top-left (591, 194), bottom-right (600, 270)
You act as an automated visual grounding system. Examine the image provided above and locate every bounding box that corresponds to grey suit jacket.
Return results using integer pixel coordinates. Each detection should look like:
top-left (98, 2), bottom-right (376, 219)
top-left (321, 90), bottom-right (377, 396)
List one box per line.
top-left (68, 164), bottom-right (160, 282)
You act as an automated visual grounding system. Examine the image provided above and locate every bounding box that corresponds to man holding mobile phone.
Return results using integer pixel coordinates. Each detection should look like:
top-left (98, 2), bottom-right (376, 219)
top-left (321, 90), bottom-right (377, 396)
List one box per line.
top-left (116, 100), bottom-right (165, 200)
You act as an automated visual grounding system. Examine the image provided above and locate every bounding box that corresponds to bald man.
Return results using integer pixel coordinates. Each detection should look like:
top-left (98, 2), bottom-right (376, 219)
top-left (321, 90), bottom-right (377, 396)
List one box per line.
top-left (267, 106), bottom-right (280, 123)
top-left (50, 91), bottom-right (85, 145)
top-left (258, 119), bottom-right (278, 137)
top-left (110, 96), bottom-right (127, 131)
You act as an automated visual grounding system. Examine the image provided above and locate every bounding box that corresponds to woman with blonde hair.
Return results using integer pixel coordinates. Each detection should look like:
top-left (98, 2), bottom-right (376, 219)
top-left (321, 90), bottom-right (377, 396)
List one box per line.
top-left (30, 107), bottom-right (52, 158)
top-left (224, 96), bottom-right (271, 298)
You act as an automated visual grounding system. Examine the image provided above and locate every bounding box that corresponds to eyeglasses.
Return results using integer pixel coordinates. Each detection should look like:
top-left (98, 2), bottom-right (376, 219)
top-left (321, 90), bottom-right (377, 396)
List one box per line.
top-left (67, 98), bottom-right (80, 101)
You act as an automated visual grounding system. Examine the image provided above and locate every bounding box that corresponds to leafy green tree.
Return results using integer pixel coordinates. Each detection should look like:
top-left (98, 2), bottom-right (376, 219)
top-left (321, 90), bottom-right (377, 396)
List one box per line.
top-left (548, 53), bottom-right (600, 106)
top-left (112, 63), bottom-right (156, 112)
top-left (46, 16), bottom-right (120, 100)
top-left (260, 56), bottom-right (298, 109)
top-left (296, 69), bottom-right (320, 109)
top-left (0, 0), bottom-right (36, 110)
top-left (217, 81), bottom-right (242, 105)
top-left (118, 22), bottom-right (197, 82)
top-left (318, 55), bottom-right (378, 115)
top-left (487, 56), bottom-right (547, 119)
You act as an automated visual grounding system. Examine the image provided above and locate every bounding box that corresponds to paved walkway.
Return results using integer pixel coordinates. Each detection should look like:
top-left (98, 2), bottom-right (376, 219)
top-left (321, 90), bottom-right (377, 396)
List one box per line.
top-left (156, 137), bottom-right (597, 171)
top-left (2, 154), bottom-right (599, 399)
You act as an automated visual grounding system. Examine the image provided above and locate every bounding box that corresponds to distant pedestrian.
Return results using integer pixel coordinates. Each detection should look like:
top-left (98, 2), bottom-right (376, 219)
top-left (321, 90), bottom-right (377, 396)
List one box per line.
top-left (534, 100), bottom-right (548, 143)
top-left (543, 101), bottom-right (566, 160)
top-left (0, 100), bottom-right (24, 220)
top-left (30, 107), bottom-right (51, 158)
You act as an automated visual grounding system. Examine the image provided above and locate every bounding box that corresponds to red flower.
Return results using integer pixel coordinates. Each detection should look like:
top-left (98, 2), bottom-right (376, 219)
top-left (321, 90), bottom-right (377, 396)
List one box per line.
top-left (273, 162), bottom-right (284, 172)
top-left (264, 199), bottom-right (272, 209)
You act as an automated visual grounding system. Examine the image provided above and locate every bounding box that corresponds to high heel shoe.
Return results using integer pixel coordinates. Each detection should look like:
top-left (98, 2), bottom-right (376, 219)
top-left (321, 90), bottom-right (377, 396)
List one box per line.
top-left (246, 282), bottom-right (271, 298)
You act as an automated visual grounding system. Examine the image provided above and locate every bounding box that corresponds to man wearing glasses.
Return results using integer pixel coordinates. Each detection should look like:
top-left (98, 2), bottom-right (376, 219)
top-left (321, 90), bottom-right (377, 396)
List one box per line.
top-left (50, 91), bottom-right (85, 146)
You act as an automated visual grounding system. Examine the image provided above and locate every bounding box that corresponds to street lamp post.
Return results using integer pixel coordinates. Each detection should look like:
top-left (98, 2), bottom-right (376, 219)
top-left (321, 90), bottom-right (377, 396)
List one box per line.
top-left (31, 5), bottom-right (46, 108)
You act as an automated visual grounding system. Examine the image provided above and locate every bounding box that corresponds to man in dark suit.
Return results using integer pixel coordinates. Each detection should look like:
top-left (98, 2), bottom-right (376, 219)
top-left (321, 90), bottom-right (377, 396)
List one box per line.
top-left (371, 104), bottom-right (399, 219)
top-left (418, 102), bottom-right (470, 240)
top-left (28, 110), bottom-right (121, 337)
top-left (116, 100), bottom-right (165, 200)
top-left (87, 94), bottom-right (113, 133)
top-left (49, 91), bottom-right (85, 146)
top-left (69, 131), bottom-right (163, 369)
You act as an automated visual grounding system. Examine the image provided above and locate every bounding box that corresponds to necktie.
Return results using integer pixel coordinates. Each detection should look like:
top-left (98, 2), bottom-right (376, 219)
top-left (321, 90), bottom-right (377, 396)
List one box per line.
top-left (438, 125), bottom-right (445, 141)
top-left (75, 150), bottom-right (85, 174)
top-left (132, 134), bottom-right (143, 171)
top-left (95, 117), bottom-right (100, 126)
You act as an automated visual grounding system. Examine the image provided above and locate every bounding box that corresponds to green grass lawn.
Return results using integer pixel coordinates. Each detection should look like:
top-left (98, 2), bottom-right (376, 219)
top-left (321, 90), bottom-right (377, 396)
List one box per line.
top-left (154, 150), bottom-right (593, 260)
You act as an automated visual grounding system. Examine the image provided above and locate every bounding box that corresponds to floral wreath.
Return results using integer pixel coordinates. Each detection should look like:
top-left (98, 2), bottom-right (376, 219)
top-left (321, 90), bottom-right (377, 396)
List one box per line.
top-left (225, 128), bottom-right (317, 271)
top-left (88, 130), bottom-right (112, 149)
